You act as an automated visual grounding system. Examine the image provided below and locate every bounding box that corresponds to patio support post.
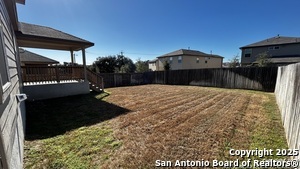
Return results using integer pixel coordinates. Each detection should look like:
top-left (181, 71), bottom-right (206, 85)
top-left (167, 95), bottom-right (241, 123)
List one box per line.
top-left (82, 48), bottom-right (87, 81)
top-left (70, 50), bottom-right (74, 65)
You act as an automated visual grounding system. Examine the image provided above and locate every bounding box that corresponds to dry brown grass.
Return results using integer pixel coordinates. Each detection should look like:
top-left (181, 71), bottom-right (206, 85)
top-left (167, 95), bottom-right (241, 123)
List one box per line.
top-left (99, 85), bottom-right (286, 168)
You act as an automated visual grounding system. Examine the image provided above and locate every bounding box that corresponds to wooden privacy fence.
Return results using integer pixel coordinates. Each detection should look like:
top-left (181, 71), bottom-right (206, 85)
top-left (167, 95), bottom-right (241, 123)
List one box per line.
top-left (99, 67), bottom-right (278, 91)
top-left (145, 67), bottom-right (278, 92)
top-left (99, 73), bottom-right (144, 88)
top-left (275, 63), bottom-right (300, 155)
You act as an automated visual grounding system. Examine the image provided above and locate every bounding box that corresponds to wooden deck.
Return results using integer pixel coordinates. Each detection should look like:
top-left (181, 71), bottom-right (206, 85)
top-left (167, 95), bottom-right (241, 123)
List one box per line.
top-left (21, 66), bottom-right (104, 92)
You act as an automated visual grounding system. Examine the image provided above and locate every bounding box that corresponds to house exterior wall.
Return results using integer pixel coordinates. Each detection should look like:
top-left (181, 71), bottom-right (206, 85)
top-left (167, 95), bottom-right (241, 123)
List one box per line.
top-left (182, 55), bottom-right (223, 69)
top-left (157, 55), bottom-right (223, 70)
top-left (0, 0), bottom-right (25, 168)
top-left (241, 43), bottom-right (300, 65)
top-left (148, 61), bottom-right (157, 71)
top-left (170, 56), bottom-right (183, 70)
top-left (23, 81), bottom-right (90, 101)
top-left (157, 58), bottom-right (166, 71)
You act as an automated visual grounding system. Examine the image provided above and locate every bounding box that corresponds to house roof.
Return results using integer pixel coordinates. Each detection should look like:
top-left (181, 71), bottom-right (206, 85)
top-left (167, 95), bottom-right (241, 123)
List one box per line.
top-left (254, 57), bottom-right (300, 64)
top-left (240, 36), bottom-right (300, 49)
top-left (16, 22), bottom-right (94, 51)
top-left (19, 48), bottom-right (59, 64)
top-left (148, 59), bottom-right (158, 63)
top-left (157, 49), bottom-right (223, 58)
top-left (16, 0), bottom-right (25, 4)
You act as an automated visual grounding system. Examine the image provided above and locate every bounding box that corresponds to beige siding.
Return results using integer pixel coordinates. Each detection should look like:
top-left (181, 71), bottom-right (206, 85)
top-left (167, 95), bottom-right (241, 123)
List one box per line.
top-left (182, 55), bottom-right (222, 69)
top-left (148, 61), bottom-right (157, 71)
top-left (0, 0), bottom-right (25, 169)
top-left (157, 58), bottom-right (165, 71)
top-left (241, 43), bottom-right (300, 65)
top-left (157, 55), bottom-right (223, 70)
top-left (170, 56), bottom-right (183, 70)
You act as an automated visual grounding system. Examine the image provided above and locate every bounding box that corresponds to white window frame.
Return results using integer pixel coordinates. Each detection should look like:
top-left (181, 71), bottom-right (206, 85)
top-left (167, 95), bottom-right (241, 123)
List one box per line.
top-left (169, 57), bottom-right (172, 64)
top-left (268, 46), bottom-right (280, 50)
top-left (178, 56), bottom-right (182, 63)
top-left (0, 25), bottom-right (11, 104)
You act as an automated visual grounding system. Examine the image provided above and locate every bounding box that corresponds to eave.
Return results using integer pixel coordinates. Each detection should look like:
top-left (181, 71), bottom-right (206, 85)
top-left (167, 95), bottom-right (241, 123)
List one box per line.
top-left (16, 31), bottom-right (94, 51)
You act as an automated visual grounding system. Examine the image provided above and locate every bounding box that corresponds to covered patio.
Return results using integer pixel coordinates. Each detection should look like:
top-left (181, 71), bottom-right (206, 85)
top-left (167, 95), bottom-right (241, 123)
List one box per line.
top-left (16, 22), bottom-right (103, 100)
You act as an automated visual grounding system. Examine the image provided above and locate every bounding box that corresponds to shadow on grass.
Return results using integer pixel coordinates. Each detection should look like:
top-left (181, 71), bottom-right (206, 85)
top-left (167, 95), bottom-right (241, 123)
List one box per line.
top-left (25, 91), bottom-right (130, 141)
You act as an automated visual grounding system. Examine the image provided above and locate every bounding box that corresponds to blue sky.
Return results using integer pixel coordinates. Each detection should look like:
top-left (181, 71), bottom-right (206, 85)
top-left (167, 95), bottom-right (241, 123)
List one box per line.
top-left (17, 0), bottom-right (300, 65)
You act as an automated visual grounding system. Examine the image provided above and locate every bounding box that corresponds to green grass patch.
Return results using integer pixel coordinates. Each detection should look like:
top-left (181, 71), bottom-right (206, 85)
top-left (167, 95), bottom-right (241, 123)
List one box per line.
top-left (25, 122), bottom-right (120, 169)
top-left (250, 94), bottom-right (288, 160)
top-left (24, 92), bottom-right (126, 169)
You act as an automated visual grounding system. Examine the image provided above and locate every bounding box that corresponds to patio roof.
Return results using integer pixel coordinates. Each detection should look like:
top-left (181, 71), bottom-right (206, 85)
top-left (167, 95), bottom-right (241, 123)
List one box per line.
top-left (16, 22), bottom-right (94, 51)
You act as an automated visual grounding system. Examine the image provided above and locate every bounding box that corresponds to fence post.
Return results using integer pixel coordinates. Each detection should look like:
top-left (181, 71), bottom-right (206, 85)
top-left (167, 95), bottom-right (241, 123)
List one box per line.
top-left (114, 74), bottom-right (116, 87)
top-left (101, 77), bottom-right (104, 90)
top-left (55, 66), bottom-right (60, 83)
top-left (164, 71), bottom-right (169, 84)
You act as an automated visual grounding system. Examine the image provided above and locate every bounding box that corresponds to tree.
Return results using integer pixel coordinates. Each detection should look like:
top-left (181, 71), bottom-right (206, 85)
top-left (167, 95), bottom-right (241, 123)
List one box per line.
top-left (118, 58), bottom-right (136, 73)
top-left (92, 54), bottom-right (136, 73)
top-left (228, 54), bottom-right (240, 68)
top-left (93, 55), bottom-right (116, 73)
top-left (163, 60), bottom-right (170, 71)
top-left (115, 54), bottom-right (125, 72)
top-left (256, 52), bottom-right (272, 67)
top-left (135, 58), bottom-right (149, 73)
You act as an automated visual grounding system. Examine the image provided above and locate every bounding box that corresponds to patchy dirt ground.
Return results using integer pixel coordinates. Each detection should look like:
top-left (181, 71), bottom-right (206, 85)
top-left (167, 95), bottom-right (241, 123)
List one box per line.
top-left (100, 85), bottom-right (286, 168)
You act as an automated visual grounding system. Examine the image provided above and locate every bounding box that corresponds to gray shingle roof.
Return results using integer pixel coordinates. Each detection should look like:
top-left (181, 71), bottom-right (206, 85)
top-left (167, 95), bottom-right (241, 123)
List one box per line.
top-left (18, 22), bottom-right (92, 44)
top-left (158, 49), bottom-right (223, 58)
top-left (269, 57), bottom-right (300, 63)
top-left (16, 22), bottom-right (94, 51)
top-left (252, 57), bottom-right (300, 64)
top-left (16, 0), bottom-right (25, 4)
top-left (148, 58), bottom-right (158, 63)
top-left (240, 36), bottom-right (300, 49)
top-left (19, 48), bottom-right (59, 64)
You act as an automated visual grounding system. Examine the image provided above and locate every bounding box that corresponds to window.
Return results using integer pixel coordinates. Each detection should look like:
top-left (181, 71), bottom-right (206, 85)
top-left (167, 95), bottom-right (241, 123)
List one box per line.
top-left (169, 57), bottom-right (173, 64)
top-left (268, 46), bottom-right (280, 50)
top-left (205, 60), bottom-right (208, 64)
top-left (196, 58), bottom-right (199, 63)
top-left (244, 48), bottom-right (252, 57)
top-left (0, 26), bottom-right (11, 104)
top-left (178, 56), bottom-right (182, 63)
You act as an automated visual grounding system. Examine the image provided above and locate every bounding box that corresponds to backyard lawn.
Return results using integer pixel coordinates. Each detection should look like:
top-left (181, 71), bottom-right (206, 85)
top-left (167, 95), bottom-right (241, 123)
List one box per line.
top-left (24, 85), bottom-right (287, 168)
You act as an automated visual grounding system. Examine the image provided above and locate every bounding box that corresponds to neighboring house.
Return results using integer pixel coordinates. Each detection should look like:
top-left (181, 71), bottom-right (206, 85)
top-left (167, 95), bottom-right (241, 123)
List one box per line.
top-left (19, 48), bottom-right (59, 66)
top-left (148, 59), bottom-right (158, 71)
top-left (149, 49), bottom-right (223, 71)
top-left (222, 62), bottom-right (230, 68)
top-left (0, 0), bottom-right (100, 168)
top-left (240, 36), bottom-right (300, 66)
